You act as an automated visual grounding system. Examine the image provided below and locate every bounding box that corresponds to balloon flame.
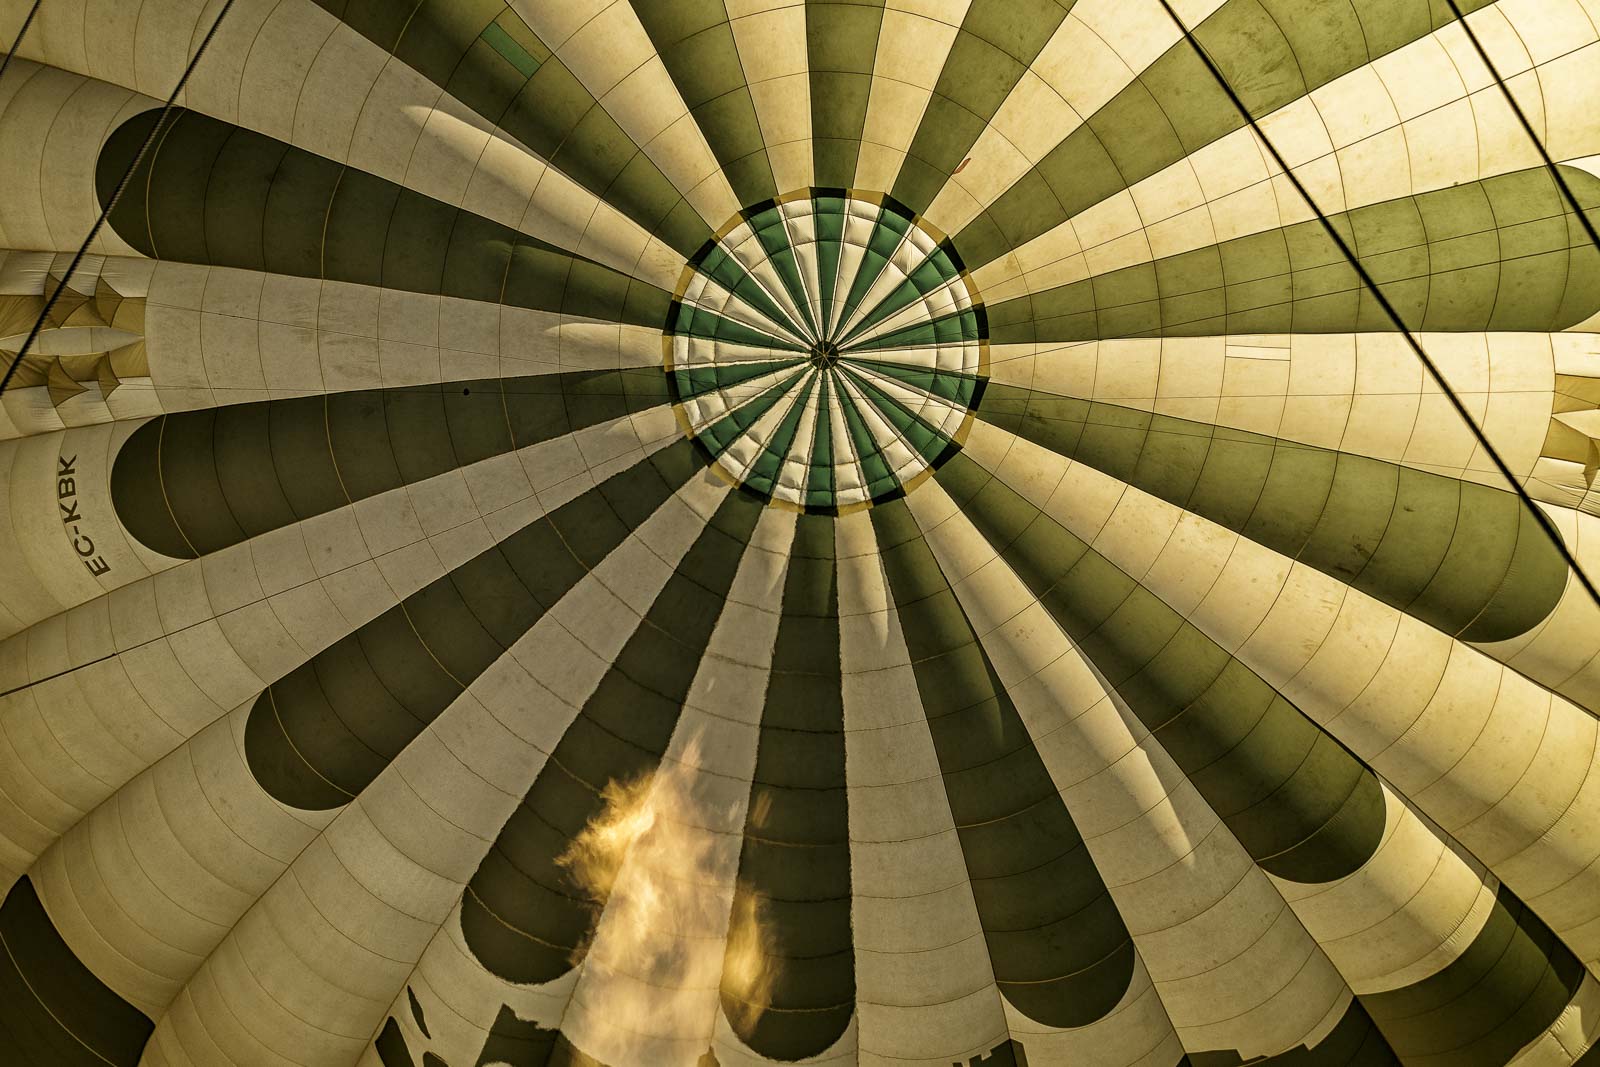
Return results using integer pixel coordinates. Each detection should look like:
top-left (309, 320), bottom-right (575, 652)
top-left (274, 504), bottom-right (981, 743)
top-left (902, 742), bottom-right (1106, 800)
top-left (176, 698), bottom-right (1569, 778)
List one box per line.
top-left (555, 742), bottom-right (776, 1063)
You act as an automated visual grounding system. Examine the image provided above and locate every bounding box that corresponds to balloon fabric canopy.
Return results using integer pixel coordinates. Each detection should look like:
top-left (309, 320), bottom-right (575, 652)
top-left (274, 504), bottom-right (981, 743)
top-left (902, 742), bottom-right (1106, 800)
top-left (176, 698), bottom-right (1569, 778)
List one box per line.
top-left (3, 0), bottom-right (1600, 1065)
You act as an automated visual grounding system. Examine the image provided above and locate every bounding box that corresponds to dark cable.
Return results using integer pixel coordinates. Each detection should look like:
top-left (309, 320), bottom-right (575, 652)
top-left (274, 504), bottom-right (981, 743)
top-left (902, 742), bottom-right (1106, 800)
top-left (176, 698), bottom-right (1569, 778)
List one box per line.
top-left (1441, 0), bottom-right (1600, 256)
top-left (0, 0), bottom-right (238, 397)
top-left (1154, 0), bottom-right (1600, 614)
top-left (0, 0), bottom-right (42, 92)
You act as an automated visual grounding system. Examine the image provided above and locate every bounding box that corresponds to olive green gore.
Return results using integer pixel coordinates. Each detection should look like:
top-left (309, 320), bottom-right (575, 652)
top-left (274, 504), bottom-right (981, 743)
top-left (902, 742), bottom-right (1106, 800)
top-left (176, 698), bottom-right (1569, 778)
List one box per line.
top-left (0, 1), bottom-right (1594, 1066)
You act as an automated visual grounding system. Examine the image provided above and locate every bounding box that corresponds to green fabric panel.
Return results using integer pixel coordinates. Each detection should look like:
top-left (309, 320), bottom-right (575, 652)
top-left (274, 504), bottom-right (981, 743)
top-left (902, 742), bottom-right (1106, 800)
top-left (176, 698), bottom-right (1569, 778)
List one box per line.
top-left (836, 202), bottom-right (914, 329)
top-left (375, 1018), bottom-right (417, 1067)
top-left (670, 301), bottom-right (808, 350)
top-left (722, 515), bottom-right (854, 1060)
top-left (843, 275), bottom-right (929, 343)
top-left (389, 0), bottom-right (509, 79)
top-left (695, 240), bottom-right (813, 341)
top-left (748, 205), bottom-right (822, 336)
top-left (955, 0), bottom-right (1500, 270)
top-left (141, 109), bottom-right (235, 265)
top-left (111, 371), bottom-right (668, 560)
top-left (815, 193), bottom-right (848, 334)
top-left (481, 21), bottom-right (542, 78)
top-left (242, 442), bottom-right (705, 810)
top-left (833, 375), bottom-right (900, 498)
top-left (1363, 887), bottom-right (1585, 1066)
top-left (848, 357), bottom-right (983, 408)
top-left (838, 241), bottom-right (964, 347)
top-left (694, 369), bottom-right (809, 459)
top-left (935, 453), bottom-right (1386, 883)
top-left (630, 0), bottom-right (779, 208)
top-left (853, 307), bottom-right (981, 349)
top-left (977, 385), bottom-right (1569, 643)
top-left (664, 183), bottom-right (989, 517)
top-left (806, 0), bottom-right (886, 188)
top-left (744, 374), bottom-right (819, 499)
top-left (842, 368), bottom-right (953, 468)
top-left (891, 0), bottom-right (1075, 215)
top-left (1186, 999), bottom-right (1399, 1065)
top-left (0, 877), bottom-right (154, 1067)
top-left (469, 1004), bottom-right (605, 1067)
top-left (97, 109), bottom-right (672, 326)
top-left (462, 490), bottom-right (765, 984)
top-left (870, 500), bottom-right (1136, 1027)
top-left (303, 0), bottom-right (709, 256)
top-left (200, 123), bottom-right (287, 273)
top-left (807, 373), bottom-right (838, 509)
top-left (670, 358), bottom-right (806, 403)
top-left (139, 407), bottom-right (247, 557)
top-left (104, 413), bottom-right (192, 560)
top-left (983, 167), bottom-right (1600, 341)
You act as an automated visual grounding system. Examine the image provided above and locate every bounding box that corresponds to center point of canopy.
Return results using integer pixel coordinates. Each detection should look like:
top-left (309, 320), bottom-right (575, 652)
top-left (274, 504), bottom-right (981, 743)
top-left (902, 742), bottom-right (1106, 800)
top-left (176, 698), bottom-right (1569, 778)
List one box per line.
top-left (664, 189), bottom-right (990, 515)
top-left (809, 341), bottom-right (840, 371)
